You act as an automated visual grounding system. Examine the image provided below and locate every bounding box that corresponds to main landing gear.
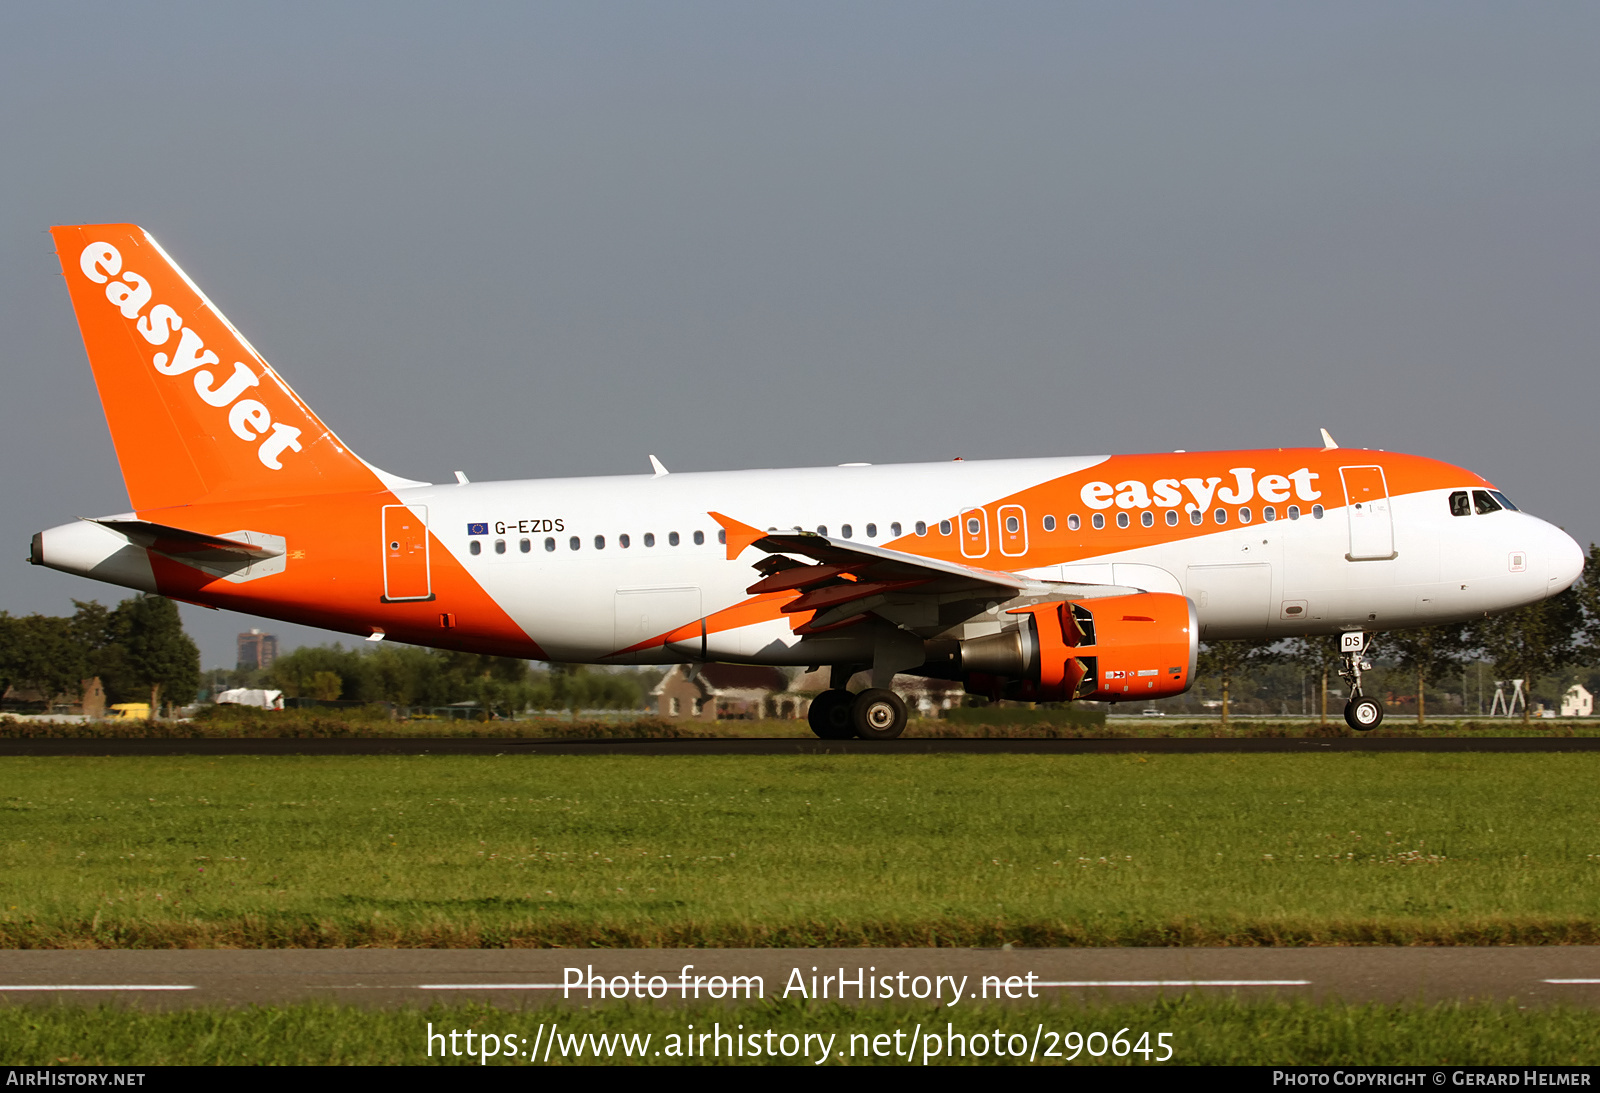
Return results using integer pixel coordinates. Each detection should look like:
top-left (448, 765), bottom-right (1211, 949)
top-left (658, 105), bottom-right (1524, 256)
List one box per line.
top-left (807, 688), bottom-right (909, 741)
top-left (1339, 631), bottom-right (1385, 732)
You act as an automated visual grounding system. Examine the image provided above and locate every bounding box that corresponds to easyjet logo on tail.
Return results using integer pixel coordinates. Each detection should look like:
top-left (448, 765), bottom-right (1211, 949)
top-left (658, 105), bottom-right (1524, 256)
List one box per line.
top-left (78, 242), bottom-right (303, 470)
top-left (1079, 467), bottom-right (1323, 512)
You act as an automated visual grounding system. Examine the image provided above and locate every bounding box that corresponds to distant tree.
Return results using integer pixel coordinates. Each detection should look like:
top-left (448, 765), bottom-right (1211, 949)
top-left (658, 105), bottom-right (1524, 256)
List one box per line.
top-left (1196, 640), bottom-right (1282, 728)
top-left (1385, 623), bottom-right (1473, 725)
top-left (307, 671), bottom-right (343, 702)
top-left (1283, 634), bottom-right (1343, 726)
top-left (0, 612), bottom-right (85, 706)
top-left (1572, 543), bottom-right (1600, 664)
top-left (1472, 590), bottom-right (1583, 724)
top-left (107, 595), bottom-right (200, 716)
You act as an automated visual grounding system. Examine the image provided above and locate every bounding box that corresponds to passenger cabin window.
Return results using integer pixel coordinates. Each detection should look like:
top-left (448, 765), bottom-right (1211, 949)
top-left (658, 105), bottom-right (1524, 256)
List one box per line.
top-left (520, 538), bottom-right (531, 553)
top-left (717, 530), bottom-right (726, 544)
top-left (569, 536), bottom-right (580, 550)
top-left (1005, 515), bottom-right (1020, 533)
top-left (1189, 509), bottom-right (1203, 526)
top-left (939, 520), bottom-right (953, 536)
top-left (1238, 508), bottom-right (1251, 524)
top-left (693, 530), bottom-right (705, 545)
top-left (544, 537), bottom-right (555, 552)
top-left (1165, 510), bottom-right (1178, 526)
top-left (841, 525), bottom-right (853, 539)
top-left (469, 540), bottom-right (481, 555)
top-left (1214, 508), bottom-right (1227, 525)
top-left (594, 535), bottom-right (605, 550)
top-left (915, 521), bottom-right (927, 536)
top-left (1312, 505), bottom-right (1324, 519)
top-left (866, 523), bottom-right (877, 538)
top-left (817, 526), bottom-right (828, 536)
top-left (619, 534), bottom-right (630, 548)
top-left (1067, 514), bottom-right (1080, 531)
top-left (1141, 511), bottom-right (1154, 527)
top-left (965, 517), bottom-right (981, 536)
top-left (1473, 490), bottom-right (1502, 515)
top-left (495, 539), bottom-right (506, 554)
top-left (1043, 515), bottom-right (1056, 532)
top-left (644, 532), bottom-right (656, 547)
top-left (1113, 512), bottom-right (1127, 529)
top-left (1263, 506), bottom-right (1276, 522)
top-left (1092, 513), bottom-right (1105, 530)
top-left (1449, 491), bottom-right (1471, 517)
top-left (1288, 505), bottom-right (1300, 520)
top-left (891, 522), bottom-right (902, 537)
top-left (669, 531), bottom-right (681, 546)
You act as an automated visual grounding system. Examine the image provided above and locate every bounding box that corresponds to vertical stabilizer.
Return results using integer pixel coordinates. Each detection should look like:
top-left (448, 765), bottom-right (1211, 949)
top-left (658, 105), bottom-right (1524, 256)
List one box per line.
top-left (50, 224), bottom-right (383, 511)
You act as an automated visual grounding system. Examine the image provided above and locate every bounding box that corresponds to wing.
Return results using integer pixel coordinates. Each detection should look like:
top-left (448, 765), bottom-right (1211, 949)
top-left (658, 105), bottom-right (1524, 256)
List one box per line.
top-left (710, 512), bottom-right (1136, 637)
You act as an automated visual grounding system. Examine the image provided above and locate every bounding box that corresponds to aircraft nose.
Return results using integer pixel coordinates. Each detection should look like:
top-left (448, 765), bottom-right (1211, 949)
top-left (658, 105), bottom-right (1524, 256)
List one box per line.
top-left (1546, 524), bottom-right (1585, 596)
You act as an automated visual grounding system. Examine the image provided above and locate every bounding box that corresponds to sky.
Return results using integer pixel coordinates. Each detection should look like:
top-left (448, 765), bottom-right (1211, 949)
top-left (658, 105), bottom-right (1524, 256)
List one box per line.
top-left (2, 2), bottom-right (1597, 669)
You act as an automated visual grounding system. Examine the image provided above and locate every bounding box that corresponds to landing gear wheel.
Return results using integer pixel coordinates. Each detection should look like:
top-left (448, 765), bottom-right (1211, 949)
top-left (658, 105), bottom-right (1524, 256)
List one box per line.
top-left (1345, 696), bottom-right (1384, 732)
top-left (852, 688), bottom-right (908, 741)
top-left (807, 689), bottom-right (857, 740)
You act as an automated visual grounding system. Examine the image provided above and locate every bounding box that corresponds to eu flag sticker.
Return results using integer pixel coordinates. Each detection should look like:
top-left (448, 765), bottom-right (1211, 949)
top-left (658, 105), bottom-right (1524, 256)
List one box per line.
top-left (467, 523), bottom-right (488, 536)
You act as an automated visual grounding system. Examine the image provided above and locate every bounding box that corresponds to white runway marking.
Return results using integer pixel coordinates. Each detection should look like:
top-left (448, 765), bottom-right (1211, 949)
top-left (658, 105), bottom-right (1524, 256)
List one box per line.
top-left (1543, 979), bottom-right (1600, 984)
top-left (417, 979), bottom-right (1314, 991)
top-left (420, 983), bottom-right (565, 990)
top-left (1035, 980), bottom-right (1312, 987)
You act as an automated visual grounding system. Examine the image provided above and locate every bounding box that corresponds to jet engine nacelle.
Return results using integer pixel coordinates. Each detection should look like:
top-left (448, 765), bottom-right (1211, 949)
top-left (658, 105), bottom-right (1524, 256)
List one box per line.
top-left (960, 592), bottom-right (1198, 704)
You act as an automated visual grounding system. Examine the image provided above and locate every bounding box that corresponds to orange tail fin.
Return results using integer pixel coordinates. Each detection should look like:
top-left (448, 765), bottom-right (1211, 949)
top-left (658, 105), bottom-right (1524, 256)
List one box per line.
top-left (50, 224), bottom-right (388, 511)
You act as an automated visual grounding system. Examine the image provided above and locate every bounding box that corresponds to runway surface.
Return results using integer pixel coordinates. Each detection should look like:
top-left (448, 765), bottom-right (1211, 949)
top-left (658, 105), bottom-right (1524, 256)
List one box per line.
top-left (2, 736), bottom-right (1598, 756)
top-left (5, 948), bottom-right (1600, 1009)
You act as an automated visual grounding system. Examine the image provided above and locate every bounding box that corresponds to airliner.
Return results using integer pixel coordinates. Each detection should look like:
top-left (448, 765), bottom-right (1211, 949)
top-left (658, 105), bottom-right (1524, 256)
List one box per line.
top-left (30, 225), bottom-right (1585, 737)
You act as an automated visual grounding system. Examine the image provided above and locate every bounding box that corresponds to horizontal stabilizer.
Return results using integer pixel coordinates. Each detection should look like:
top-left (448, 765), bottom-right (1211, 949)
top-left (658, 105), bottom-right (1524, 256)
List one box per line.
top-left (88, 518), bottom-right (286, 584)
top-left (92, 519), bottom-right (280, 561)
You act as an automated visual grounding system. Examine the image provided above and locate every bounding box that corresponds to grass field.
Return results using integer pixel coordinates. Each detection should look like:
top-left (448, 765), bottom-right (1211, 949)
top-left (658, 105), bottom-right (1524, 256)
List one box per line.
top-left (3, 998), bottom-right (1599, 1065)
top-left (2, 753), bottom-right (1599, 947)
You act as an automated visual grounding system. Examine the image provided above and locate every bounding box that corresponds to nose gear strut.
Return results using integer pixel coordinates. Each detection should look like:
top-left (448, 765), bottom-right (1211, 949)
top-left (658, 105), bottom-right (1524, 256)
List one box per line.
top-left (1339, 631), bottom-right (1384, 731)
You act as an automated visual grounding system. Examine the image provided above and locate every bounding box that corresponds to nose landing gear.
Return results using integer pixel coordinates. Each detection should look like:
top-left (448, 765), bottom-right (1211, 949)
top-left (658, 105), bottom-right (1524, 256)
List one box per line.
top-left (1339, 631), bottom-right (1384, 731)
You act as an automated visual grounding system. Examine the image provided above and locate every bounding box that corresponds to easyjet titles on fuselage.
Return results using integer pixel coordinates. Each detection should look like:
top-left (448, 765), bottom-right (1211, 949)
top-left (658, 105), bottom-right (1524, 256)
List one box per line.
top-left (1079, 467), bottom-right (1322, 513)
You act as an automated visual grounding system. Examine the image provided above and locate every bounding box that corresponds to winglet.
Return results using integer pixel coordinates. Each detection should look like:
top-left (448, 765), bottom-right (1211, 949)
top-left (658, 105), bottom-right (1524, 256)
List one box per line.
top-left (708, 511), bottom-right (766, 561)
top-left (1320, 428), bottom-right (1339, 450)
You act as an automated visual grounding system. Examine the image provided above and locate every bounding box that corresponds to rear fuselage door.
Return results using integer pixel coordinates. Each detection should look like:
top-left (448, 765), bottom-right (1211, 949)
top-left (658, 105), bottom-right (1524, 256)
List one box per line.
top-left (382, 504), bottom-right (433, 601)
top-left (1339, 465), bottom-right (1395, 560)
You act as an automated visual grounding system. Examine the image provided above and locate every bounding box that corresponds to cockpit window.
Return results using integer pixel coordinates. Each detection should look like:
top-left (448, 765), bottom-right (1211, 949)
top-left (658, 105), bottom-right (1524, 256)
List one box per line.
top-left (1449, 491), bottom-right (1471, 517)
top-left (1489, 490), bottom-right (1519, 512)
top-left (1472, 489), bottom-right (1502, 515)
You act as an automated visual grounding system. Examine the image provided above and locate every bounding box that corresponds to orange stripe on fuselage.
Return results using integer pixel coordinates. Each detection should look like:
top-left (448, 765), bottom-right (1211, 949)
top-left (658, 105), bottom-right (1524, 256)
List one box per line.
top-left (138, 491), bottom-right (545, 659)
top-left (613, 589), bottom-right (801, 657)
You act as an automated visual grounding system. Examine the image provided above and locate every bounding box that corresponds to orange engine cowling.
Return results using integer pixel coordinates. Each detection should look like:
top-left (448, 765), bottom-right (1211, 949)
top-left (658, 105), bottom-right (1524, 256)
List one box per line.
top-left (963, 592), bottom-right (1198, 703)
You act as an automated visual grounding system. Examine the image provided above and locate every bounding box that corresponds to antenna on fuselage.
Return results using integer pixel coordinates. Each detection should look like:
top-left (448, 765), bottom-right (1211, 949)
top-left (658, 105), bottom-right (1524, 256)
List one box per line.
top-left (649, 454), bottom-right (670, 478)
top-left (1319, 428), bottom-right (1339, 450)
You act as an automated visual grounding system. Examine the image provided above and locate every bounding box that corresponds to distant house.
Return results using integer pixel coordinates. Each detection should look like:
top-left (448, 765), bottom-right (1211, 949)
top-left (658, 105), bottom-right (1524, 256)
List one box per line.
top-left (1561, 684), bottom-right (1593, 717)
top-left (1, 677), bottom-right (105, 717)
top-left (653, 664), bottom-right (795, 720)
